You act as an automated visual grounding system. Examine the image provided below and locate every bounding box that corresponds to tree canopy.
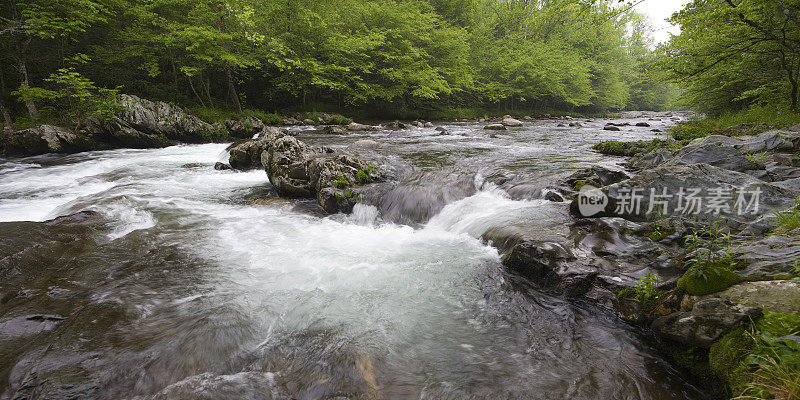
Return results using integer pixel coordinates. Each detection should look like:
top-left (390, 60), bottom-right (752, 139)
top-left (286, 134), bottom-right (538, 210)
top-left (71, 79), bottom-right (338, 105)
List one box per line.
top-left (659, 0), bottom-right (800, 115)
top-left (1, 0), bottom-right (671, 127)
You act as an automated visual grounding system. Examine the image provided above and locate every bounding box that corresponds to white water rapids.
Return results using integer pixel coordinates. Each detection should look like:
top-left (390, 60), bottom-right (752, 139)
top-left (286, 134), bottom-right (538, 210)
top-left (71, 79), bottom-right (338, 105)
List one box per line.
top-left (0, 126), bottom-right (708, 399)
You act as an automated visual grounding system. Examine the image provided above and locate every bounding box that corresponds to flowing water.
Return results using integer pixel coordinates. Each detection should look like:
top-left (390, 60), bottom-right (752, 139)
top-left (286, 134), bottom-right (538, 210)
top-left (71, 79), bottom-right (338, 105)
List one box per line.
top-left (0, 119), bottom-right (712, 399)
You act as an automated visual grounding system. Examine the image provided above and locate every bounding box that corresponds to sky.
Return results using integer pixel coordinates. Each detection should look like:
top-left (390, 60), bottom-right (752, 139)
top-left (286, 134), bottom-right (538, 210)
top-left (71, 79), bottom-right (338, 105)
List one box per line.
top-left (633, 0), bottom-right (691, 43)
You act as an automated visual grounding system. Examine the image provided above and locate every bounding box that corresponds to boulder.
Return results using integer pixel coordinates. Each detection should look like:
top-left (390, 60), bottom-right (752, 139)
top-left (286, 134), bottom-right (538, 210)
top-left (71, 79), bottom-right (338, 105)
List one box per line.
top-left (635, 122), bottom-right (651, 127)
top-left (348, 122), bottom-right (376, 132)
top-left (669, 142), bottom-right (765, 173)
top-left (322, 125), bottom-right (348, 135)
top-left (423, 122), bottom-right (435, 128)
top-left (262, 135), bottom-right (384, 213)
top-left (228, 127), bottom-right (287, 170)
top-left (686, 280), bottom-right (800, 315)
top-left (501, 117), bottom-right (523, 127)
top-left (734, 234), bottom-right (800, 278)
top-left (566, 165), bottom-right (631, 188)
top-left (224, 117), bottom-right (265, 139)
top-left (384, 121), bottom-right (408, 130)
top-left (435, 127), bottom-right (449, 135)
top-left (651, 298), bottom-right (762, 347)
top-left (576, 163), bottom-right (794, 223)
top-left (603, 126), bottom-right (621, 132)
top-left (115, 94), bottom-right (219, 143)
top-left (214, 162), bottom-right (232, 171)
top-left (0, 125), bottom-right (102, 155)
top-left (484, 124), bottom-right (507, 131)
top-left (501, 239), bottom-right (576, 286)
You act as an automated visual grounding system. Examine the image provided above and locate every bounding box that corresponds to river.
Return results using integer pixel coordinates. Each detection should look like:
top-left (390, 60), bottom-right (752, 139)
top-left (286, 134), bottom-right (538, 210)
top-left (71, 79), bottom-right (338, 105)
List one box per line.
top-left (0, 118), bottom-right (711, 399)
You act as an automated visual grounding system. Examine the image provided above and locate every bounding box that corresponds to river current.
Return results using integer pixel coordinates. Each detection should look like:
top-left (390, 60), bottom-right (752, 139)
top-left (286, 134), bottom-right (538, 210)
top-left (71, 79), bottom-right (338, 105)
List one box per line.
top-left (0, 119), bottom-right (711, 399)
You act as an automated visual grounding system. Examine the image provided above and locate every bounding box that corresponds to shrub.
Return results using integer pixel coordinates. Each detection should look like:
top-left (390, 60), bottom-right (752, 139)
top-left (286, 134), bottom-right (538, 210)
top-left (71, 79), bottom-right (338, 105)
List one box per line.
top-left (14, 68), bottom-right (123, 131)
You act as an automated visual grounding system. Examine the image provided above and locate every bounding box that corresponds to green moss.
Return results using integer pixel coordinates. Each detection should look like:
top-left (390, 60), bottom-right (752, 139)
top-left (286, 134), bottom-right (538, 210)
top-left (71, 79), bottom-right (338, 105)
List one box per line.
top-left (331, 174), bottom-right (353, 189)
top-left (572, 178), bottom-right (600, 191)
top-left (709, 328), bottom-right (757, 395)
top-left (355, 162), bottom-right (376, 184)
top-left (592, 138), bottom-right (678, 157)
top-left (673, 347), bottom-right (715, 380)
top-left (677, 261), bottom-right (743, 296)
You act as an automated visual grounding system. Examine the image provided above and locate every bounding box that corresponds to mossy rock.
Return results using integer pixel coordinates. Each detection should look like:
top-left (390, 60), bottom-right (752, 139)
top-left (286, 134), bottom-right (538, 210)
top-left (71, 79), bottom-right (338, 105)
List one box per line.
top-left (572, 178), bottom-right (600, 191)
top-left (708, 328), bottom-right (756, 395)
top-left (673, 347), bottom-right (715, 380)
top-left (678, 263), bottom-right (744, 296)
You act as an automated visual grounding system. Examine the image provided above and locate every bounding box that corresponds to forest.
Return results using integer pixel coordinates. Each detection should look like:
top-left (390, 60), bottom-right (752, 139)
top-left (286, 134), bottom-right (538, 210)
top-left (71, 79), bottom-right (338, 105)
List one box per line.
top-left (0, 0), bottom-right (674, 130)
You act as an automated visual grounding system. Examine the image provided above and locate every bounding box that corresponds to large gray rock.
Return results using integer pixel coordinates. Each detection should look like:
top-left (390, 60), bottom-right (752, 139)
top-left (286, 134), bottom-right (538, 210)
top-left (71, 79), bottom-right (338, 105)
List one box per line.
top-left (0, 125), bottom-right (101, 155)
top-left (686, 280), bottom-right (800, 315)
top-left (669, 142), bottom-right (765, 172)
top-left (574, 163), bottom-right (794, 223)
top-left (501, 117), bottom-right (523, 127)
top-left (501, 239), bottom-right (576, 286)
top-left (734, 234), bottom-right (800, 278)
top-left (347, 122), bottom-right (376, 132)
top-left (115, 94), bottom-right (219, 143)
top-left (652, 298), bottom-right (762, 347)
top-left (1, 94), bottom-right (268, 156)
top-left (227, 127), bottom-right (286, 170)
top-left (262, 135), bottom-right (384, 213)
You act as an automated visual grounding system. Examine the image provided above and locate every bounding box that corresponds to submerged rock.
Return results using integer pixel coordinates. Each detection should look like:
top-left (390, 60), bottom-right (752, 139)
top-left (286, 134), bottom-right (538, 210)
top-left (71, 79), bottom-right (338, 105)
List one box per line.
top-left (484, 124), bottom-right (506, 131)
top-left (652, 298), bottom-right (761, 348)
top-left (501, 240), bottom-right (575, 286)
top-left (214, 162), bottom-right (232, 171)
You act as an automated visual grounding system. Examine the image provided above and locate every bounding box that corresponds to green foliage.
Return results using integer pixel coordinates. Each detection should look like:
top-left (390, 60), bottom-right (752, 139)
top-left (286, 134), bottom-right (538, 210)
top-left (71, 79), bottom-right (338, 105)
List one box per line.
top-left (331, 174), bottom-right (353, 190)
top-left (773, 199), bottom-right (800, 234)
top-left (356, 162), bottom-right (376, 184)
top-left (13, 68), bottom-right (122, 130)
top-left (658, 0), bottom-right (800, 114)
top-left (678, 220), bottom-right (745, 296)
top-left (669, 106), bottom-right (800, 144)
top-left (740, 331), bottom-right (800, 399)
top-left (2, 0), bottom-right (675, 126)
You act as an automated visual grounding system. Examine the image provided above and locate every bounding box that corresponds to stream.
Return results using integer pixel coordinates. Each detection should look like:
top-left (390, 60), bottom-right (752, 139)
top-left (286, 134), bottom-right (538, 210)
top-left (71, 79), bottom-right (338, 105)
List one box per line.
top-left (0, 118), bottom-right (712, 399)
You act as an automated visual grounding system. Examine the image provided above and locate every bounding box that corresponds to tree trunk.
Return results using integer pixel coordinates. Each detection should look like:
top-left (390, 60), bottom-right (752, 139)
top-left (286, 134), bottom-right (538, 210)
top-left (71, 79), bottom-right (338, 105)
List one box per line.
top-left (226, 66), bottom-right (242, 114)
top-left (188, 75), bottom-right (205, 107)
top-left (0, 69), bottom-right (13, 133)
top-left (203, 74), bottom-right (214, 106)
top-left (0, 98), bottom-right (13, 134)
top-left (18, 60), bottom-right (38, 120)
